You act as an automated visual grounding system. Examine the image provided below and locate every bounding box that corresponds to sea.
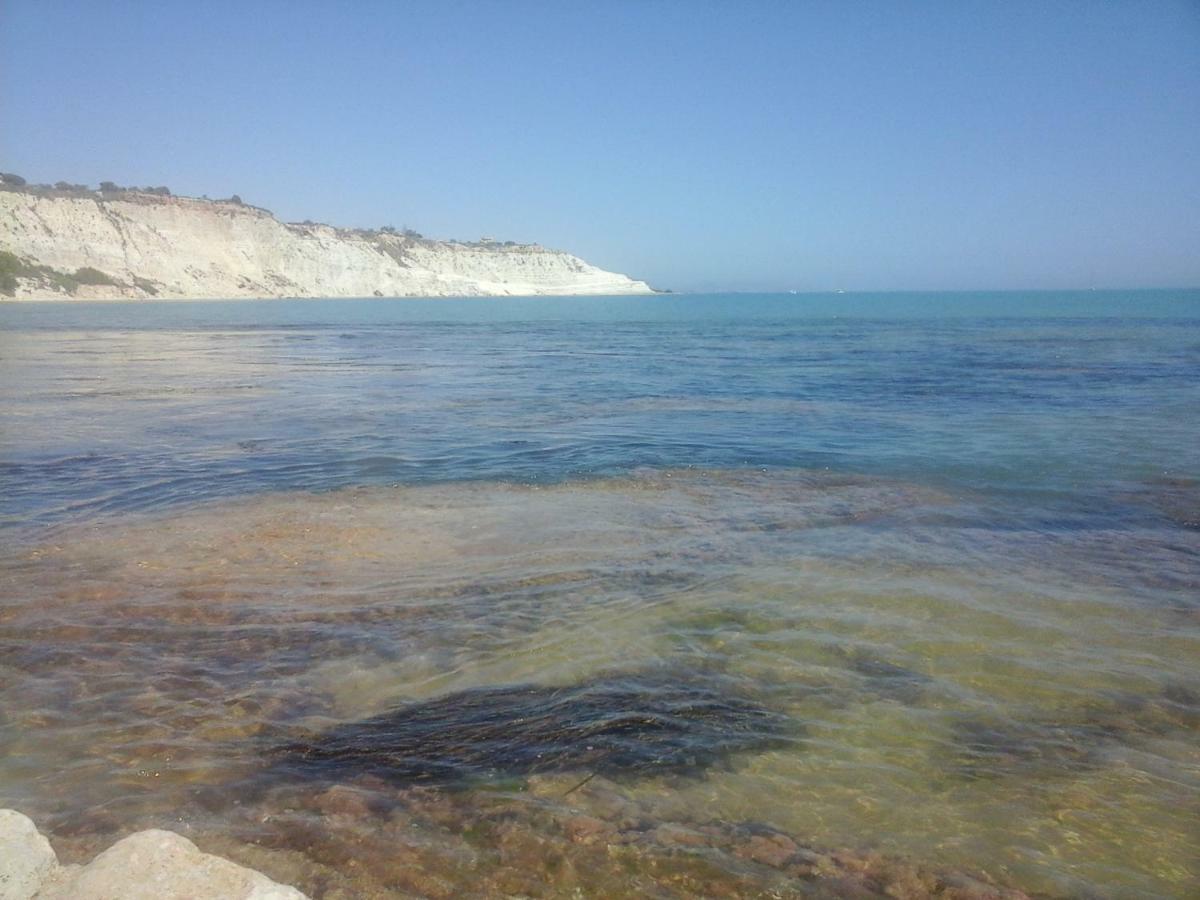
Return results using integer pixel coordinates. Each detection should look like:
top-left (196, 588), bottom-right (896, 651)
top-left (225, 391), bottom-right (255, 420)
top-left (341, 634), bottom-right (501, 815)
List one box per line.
top-left (1, 291), bottom-right (1197, 898)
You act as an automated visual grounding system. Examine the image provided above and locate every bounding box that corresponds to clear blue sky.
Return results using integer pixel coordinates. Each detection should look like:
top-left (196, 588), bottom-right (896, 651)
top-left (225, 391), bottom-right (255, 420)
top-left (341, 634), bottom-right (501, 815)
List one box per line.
top-left (2, 1), bottom-right (1197, 291)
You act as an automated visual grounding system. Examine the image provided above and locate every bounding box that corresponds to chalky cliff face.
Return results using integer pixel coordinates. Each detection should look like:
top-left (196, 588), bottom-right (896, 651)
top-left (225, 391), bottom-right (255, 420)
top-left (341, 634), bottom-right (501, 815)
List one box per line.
top-left (0, 188), bottom-right (655, 299)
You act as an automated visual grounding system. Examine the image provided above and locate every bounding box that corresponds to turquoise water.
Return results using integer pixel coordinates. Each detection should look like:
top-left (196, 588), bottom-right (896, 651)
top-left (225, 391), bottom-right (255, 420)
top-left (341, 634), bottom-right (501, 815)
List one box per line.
top-left (1, 291), bottom-right (1198, 897)
top-left (3, 291), bottom-right (1198, 527)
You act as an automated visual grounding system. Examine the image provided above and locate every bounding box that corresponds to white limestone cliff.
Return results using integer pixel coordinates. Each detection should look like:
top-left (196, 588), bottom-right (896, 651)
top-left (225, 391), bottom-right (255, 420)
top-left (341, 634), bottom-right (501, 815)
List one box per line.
top-left (0, 187), bottom-right (655, 300)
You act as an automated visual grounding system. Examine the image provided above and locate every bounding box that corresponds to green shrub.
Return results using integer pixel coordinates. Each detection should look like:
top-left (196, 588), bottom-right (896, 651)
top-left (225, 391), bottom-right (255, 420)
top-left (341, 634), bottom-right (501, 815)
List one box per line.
top-left (73, 266), bottom-right (118, 286)
top-left (0, 252), bottom-right (126, 296)
top-left (46, 271), bottom-right (79, 293)
top-left (0, 250), bottom-right (26, 295)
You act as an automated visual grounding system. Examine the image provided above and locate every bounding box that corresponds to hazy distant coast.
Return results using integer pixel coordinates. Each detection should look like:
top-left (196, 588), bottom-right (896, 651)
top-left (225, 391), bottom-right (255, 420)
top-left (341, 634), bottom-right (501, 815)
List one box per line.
top-left (0, 179), bottom-right (655, 300)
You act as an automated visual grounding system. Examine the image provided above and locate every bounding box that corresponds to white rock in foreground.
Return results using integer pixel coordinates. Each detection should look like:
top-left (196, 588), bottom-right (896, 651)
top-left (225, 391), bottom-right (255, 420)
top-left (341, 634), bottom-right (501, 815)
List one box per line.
top-left (0, 811), bottom-right (58, 900)
top-left (0, 810), bottom-right (308, 900)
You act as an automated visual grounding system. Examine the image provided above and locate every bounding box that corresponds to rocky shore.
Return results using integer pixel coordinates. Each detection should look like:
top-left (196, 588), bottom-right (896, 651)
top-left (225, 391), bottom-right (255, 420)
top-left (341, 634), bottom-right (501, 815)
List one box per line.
top-left (0, 809), bottom-right (307, 900)
top-left (2, 788), bottom-right (1036, 900)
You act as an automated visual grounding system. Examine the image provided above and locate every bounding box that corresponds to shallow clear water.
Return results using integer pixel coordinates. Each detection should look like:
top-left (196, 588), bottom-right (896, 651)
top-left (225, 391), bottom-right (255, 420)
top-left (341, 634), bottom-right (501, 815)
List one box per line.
top-left (1, 292), bottom-right (1198, 898)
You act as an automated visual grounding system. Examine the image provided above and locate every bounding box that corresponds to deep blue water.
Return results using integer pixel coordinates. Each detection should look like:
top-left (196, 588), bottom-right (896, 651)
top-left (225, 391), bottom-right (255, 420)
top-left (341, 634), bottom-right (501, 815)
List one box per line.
top-left (2, 291), bottom-right (1199, 531)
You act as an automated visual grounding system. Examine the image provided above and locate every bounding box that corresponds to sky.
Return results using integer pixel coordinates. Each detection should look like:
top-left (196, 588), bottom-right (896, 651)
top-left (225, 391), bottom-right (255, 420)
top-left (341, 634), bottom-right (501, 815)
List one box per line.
top-left (1, 0), bottom-right (1198, 292)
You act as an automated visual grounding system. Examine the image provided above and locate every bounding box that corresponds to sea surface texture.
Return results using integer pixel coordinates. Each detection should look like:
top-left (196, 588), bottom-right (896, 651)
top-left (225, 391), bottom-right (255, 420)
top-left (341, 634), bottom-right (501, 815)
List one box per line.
top-left (1, 291), bottom-right (1198, 898)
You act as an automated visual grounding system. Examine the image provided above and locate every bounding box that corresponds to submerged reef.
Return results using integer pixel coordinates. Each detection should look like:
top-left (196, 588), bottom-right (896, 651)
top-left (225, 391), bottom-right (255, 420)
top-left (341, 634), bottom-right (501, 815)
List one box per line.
top-left (272, 670), bottom-right (791, 786)
top-left (947, 683), bottom-right (1200, 781)
top-left (189, 775), bottom-right (1034, 899)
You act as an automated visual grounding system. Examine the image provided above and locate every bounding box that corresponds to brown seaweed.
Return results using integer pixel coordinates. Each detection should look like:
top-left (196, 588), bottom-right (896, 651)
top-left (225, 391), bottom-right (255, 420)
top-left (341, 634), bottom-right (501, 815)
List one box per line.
top-left (270, 671), bottom-right (792, 786)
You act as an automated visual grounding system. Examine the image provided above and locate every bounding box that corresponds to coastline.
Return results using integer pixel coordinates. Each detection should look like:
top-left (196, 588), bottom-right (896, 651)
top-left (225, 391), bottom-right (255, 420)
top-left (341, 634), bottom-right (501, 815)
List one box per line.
top-left (0, 186), bottom-right (656, 301)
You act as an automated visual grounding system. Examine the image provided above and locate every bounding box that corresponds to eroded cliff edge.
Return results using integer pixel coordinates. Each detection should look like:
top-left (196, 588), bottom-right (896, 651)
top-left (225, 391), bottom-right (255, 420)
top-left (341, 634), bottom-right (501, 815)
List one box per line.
top-left (0, 186), bottom-right (655, 300)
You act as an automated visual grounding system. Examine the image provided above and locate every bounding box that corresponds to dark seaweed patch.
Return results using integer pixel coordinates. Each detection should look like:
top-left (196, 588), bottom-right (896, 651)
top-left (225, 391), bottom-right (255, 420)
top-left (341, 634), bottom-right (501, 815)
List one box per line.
top-left (840, 649), bottom-right (934, 704)
top-left (948, 716), bottom-right (1116, 780)
top-left (271, 671), bottom-right (791, 786)
top-left (948, 683), bottom-right (1200, 781)
top-left (1124, 476), bottom-right (1200, 531)
top-left (1073, 684), bottom-right (1200, 738)
top-left (1159, 682), bottom-right (1200, 728)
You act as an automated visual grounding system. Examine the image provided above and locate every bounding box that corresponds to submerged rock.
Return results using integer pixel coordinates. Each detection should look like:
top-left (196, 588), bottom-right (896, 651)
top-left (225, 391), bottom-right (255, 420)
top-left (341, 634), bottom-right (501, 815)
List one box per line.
top-left (948, 682), bottom-right (1200, 781)
top-left (0, 809), bottom-right (307, 900)
top-left (948, 716), bottom-right (1111, 779)
top-left (272, 670), bottom-right (790, 785)
top-left (237, 778), bottom-right (1033, 899)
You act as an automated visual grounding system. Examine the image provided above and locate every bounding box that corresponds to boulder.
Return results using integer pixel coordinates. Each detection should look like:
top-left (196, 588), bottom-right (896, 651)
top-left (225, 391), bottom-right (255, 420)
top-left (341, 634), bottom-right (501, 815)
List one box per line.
top-left (0, 810), bottom-right (59, 900)
top-left (0, 810), bottom-right (308, 900)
